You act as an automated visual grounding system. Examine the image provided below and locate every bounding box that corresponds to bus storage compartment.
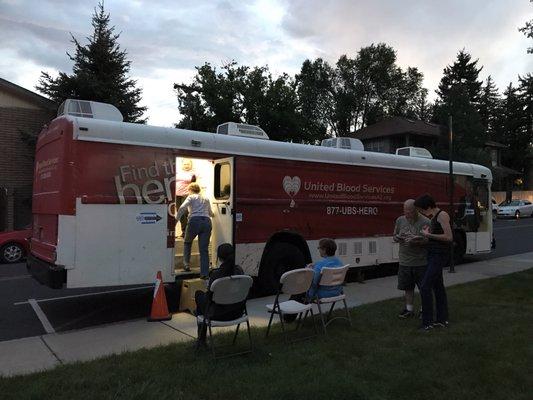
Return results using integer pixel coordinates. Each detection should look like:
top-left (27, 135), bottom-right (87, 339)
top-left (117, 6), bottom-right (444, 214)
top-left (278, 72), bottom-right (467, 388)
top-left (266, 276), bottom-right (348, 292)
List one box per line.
top-left (27, 254), bottom-right (66, 289)
top-left (68, 202), bottom-right (171, 288)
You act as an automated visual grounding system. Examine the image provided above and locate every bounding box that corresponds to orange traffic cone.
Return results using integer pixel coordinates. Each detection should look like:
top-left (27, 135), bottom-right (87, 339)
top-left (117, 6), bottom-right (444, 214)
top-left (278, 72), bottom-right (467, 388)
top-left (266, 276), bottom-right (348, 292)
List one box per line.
top-left (148, 271), bottom-right (172, 322)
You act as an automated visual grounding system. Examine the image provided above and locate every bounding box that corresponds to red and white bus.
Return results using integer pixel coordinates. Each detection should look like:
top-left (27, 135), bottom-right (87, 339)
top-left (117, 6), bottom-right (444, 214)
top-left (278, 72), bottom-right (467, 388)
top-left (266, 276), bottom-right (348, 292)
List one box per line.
top-left (28, 100), bottom-right (493, 293)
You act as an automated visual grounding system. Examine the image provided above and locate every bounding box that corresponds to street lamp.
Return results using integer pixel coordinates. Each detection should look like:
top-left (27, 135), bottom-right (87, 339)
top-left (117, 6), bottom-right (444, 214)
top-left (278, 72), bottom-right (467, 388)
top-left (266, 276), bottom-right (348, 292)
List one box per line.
top-left (449, 115), bottom-right (455, 273)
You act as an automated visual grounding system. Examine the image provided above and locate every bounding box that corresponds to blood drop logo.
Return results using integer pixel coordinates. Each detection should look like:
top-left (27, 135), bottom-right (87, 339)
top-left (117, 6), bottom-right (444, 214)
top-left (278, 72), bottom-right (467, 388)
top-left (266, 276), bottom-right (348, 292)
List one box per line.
top-left (282, 176), bottom-right (301, 207)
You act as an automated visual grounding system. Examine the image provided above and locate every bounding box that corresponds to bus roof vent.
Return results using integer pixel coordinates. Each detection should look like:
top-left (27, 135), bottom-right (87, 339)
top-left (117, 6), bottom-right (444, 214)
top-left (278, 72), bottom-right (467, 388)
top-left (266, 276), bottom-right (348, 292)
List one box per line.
top-left (395, 146), bottom-right (433, 159)
top-left (216, 122), bottom-right (269, 140)
top-left (321, 137), bottom-right (364, 151)
top-left (58, 99), bottom-right (123, 122)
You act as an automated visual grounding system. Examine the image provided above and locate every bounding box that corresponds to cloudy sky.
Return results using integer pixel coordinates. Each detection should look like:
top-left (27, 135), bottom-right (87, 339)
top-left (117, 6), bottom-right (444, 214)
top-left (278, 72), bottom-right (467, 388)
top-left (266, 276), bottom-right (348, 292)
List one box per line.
top-left (1, 0), bottom-right (532, 127)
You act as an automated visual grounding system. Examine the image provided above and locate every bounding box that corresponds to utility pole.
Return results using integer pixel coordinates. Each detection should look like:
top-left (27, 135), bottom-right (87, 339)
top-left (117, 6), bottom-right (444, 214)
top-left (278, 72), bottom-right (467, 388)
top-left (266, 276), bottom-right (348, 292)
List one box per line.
top-left (449, 115), bottom-right (455, 273)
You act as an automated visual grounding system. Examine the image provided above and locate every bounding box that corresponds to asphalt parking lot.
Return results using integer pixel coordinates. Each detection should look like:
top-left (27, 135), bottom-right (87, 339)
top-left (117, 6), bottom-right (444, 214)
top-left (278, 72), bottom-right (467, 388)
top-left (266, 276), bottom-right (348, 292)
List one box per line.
top-left (1, 217), bottom-right (532, 342)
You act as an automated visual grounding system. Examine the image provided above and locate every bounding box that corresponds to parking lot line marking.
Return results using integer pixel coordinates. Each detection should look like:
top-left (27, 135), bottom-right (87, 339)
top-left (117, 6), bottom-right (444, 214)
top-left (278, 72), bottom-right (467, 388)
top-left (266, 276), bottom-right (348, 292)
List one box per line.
top-left (14, 285), bottom-right (154, 306)
top-left (0, 274), bottom-right (31, 282)
top-left (29, 298), bottom-right (56, 334)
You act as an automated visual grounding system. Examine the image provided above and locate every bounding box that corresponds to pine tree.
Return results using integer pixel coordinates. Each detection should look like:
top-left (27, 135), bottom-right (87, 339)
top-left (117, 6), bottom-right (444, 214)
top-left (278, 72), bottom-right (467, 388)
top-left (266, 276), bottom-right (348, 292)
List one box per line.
top-left (479, 76), bottom-right (502, 140)
top-left (433, 50), bottom-right (486, 163)
top-left (517, 74), bottom-right (533, 152)
top-left (500, 83), bottom-right (529, 175)
top-left (37, 2), bottom-right (146, 123)
top-left (436, 50), bottom-right (483, 107)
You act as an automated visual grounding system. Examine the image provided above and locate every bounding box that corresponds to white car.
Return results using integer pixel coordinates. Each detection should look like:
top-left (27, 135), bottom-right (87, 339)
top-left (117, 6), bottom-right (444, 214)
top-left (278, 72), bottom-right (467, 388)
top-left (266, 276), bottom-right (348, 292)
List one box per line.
top-left (497, 199), bottom-right (533, 219)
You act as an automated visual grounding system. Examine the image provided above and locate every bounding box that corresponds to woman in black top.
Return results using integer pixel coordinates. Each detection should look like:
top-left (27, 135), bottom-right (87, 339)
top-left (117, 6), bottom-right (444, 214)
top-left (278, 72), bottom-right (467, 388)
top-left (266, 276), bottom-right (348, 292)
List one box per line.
top-left (414, 194), bottom-right (453, 331)
top-left (195, 243), bottom-right (245, 344)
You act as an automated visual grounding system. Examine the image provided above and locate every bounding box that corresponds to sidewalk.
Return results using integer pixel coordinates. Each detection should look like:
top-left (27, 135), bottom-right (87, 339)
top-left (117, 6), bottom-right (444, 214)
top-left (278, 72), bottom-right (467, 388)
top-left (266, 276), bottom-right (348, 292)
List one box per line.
top-left (1, 252), bottom-right (532, 377)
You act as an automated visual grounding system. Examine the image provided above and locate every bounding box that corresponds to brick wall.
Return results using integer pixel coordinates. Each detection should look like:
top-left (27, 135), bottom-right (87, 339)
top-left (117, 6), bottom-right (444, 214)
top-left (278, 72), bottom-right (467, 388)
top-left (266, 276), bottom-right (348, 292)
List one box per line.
top-left (0, 107), bottom-right (55, 230)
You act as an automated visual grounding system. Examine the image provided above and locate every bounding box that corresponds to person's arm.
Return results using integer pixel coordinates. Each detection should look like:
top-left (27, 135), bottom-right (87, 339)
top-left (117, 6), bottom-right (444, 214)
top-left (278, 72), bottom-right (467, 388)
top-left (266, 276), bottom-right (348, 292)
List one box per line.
top-left (408, 222), bottom-right (429, 245)
top-left (207, 268), bottom-right (219, 289)
top-left (206, 198), bottom-right (214, 217)
top-left (176, 196), bottom-right (190, 220)
top-left (422, 212), bottom-right (453, 242)
top-left (311, 260), bottom-right (324, 288)
top-left (393, 219), bottom-right (404, 243)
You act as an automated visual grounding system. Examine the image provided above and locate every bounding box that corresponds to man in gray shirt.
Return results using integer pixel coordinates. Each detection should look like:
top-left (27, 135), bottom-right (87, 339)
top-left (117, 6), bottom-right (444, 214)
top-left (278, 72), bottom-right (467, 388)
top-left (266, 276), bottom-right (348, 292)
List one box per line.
top-left (393, 199), bottom-right (430, 318)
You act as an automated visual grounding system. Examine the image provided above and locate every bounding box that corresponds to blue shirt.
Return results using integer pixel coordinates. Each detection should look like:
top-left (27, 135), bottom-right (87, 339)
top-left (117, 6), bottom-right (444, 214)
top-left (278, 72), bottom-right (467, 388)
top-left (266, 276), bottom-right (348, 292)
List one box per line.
top-left (307, 256), bottom-right (344, 298)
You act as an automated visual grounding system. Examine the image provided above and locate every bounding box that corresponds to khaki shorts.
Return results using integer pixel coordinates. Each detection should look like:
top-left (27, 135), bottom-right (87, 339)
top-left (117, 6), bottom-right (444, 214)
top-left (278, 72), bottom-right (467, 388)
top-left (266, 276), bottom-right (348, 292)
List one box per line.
top-left (397, 265), bottom-right (427, 291)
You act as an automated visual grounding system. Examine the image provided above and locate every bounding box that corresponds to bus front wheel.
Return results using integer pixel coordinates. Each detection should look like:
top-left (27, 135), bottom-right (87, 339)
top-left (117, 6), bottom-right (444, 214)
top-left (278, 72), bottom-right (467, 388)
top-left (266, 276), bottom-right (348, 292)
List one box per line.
top-left (257, 242), bottom-right (306, 295)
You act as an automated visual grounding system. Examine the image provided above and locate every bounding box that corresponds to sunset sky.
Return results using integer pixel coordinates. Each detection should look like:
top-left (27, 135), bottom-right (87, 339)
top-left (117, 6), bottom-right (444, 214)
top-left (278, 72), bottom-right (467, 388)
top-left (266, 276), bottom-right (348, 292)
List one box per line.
top-left (1, 0), bottom-right (532, 126)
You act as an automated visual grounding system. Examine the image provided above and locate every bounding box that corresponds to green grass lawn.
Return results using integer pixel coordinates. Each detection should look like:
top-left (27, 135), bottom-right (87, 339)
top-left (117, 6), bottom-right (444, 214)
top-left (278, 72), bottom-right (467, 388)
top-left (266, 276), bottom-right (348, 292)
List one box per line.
top-left (2, 269), bottom-right (532, 400)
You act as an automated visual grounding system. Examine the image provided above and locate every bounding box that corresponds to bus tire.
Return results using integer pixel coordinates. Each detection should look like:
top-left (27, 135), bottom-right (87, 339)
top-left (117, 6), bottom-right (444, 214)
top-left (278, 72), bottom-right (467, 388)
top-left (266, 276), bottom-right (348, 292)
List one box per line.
top-left (258, 242), bottom-right (306, 295)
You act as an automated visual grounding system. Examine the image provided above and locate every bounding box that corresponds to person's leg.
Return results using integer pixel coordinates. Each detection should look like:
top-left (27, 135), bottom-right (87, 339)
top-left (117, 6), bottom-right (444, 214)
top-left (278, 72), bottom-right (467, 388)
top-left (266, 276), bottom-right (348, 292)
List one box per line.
top-left (180, 210), bottom-right (188, 238)
top-left (176, 196), bottom-right (186, 237)
top-left (197, 218), bottom-right (212, 277)
top-left (414, 265), bottom-right (427, 318)
top-left (183, 217), bottom-right (199, 270)
top-left (195, 291), bottom-right (208, 343)
top-left (433, 254), bottom-right (449, 324)
top-left (398, 265), bottom-right (415, 317)
top-left (405, 290), bottom-right (414, 310)
top-left (420, 255), bottom-right (439, 327)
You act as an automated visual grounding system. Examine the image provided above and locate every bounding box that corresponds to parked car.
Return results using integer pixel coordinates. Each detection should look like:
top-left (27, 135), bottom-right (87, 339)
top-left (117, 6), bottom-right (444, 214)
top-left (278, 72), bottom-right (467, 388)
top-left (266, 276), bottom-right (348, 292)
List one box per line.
top-left (497, 199), bottom-right (533, 219)
top-left (0, 228), bottom-right (32, 264)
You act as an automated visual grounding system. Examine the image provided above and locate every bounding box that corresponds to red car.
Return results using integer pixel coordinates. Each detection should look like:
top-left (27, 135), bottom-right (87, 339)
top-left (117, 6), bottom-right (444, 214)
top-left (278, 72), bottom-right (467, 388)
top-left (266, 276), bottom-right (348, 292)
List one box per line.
top-left (0, 228), bottom-right (32, 264)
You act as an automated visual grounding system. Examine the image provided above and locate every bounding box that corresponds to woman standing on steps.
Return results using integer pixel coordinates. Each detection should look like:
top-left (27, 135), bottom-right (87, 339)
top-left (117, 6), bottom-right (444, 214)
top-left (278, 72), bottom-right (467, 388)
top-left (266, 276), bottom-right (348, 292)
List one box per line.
top-left (414, 193), bottom-right (453, 331)
top-left (176, 183), bottom-right (214, 278)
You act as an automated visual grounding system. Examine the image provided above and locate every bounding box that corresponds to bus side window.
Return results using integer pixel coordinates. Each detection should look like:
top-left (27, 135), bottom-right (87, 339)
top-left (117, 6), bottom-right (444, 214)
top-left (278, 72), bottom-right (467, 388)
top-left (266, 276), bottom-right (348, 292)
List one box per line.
top-left (214, 163), bottom-right (231, 200)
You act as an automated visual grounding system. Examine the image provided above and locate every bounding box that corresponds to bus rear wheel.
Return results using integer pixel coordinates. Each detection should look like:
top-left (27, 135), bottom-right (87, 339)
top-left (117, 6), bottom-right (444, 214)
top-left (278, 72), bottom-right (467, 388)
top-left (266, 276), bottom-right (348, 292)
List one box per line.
top-left (258, 242), bottom-right (306, 295)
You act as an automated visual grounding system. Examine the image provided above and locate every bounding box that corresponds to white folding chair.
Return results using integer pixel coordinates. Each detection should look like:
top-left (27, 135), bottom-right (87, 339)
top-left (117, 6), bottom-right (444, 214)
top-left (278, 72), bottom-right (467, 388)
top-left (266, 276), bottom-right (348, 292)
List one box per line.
top-left (265, 268), bottom-right (318, 340)
top-left (196, 275), bottom-right (253, 358)
top-left (311, 264), bottom-right (352, 334)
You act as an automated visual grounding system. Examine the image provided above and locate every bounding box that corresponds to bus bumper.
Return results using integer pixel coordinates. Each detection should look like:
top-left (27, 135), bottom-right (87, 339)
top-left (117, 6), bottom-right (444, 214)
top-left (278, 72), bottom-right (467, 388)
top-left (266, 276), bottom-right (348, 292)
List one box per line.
top-left (27, 254), bottom-right (66, 289)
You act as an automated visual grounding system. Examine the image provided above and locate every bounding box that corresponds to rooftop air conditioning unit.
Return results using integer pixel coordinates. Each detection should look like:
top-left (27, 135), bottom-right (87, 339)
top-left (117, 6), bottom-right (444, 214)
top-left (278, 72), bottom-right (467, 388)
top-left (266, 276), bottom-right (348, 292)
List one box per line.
top-left (216, 122), bottom-right (269, 140)
top-left (320, 137), bottom-right (364, 151)
top-left (395, 146), bottom-right (433, 159)
top-left (57, 99), bottom-right (123, 122)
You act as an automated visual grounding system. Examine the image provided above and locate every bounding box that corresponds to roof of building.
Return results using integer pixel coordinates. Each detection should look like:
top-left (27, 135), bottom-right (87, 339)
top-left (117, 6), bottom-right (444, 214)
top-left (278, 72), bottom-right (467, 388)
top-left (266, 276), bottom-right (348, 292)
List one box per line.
top-left (350, 116), bottom-right (446, 140)
top-left (0, 77), bottom-right (56, 110)
top-left (485, 140), bottom-right (507, 149)
top-left (492, 165), bottom-right (521, 177)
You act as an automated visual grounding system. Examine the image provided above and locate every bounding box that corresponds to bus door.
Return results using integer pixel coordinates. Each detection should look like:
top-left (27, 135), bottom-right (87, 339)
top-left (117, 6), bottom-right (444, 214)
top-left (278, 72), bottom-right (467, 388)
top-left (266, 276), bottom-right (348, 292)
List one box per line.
top-left (473, 178), bottom-right (491, 252)
top-left (211, 158), bottom-right (234, 263)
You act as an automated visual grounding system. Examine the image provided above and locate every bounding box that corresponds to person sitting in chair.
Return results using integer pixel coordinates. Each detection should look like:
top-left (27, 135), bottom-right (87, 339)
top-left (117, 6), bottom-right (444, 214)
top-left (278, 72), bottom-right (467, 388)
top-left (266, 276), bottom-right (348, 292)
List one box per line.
top-left (307, 238), bottom-right (344, 299)
top-left (195, 243), bottom-right (245, 345)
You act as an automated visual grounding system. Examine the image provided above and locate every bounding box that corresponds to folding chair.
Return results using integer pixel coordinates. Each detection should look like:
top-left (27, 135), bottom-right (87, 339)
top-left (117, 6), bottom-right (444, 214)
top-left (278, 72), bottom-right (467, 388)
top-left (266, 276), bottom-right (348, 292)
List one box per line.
top-left (265, 268), bottom-right (318, 341)
top-left (196, 275), bottom-right (253, 358)
top-left (311, 264), bottom-right (352, 334)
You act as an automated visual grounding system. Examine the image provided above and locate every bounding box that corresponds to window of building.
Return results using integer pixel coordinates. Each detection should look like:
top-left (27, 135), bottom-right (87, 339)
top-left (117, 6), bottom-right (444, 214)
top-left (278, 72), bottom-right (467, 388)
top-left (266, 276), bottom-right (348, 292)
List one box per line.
top-left (491, 149), bottom-right (498, 167)
top-left (366, 139), bottom-right (386, 153)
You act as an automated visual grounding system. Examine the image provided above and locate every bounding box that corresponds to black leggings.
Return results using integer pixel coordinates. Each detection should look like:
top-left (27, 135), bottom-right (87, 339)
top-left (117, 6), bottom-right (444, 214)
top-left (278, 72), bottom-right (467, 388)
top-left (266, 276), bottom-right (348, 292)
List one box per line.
top-left (420, 252), bottom-right (449, 326)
